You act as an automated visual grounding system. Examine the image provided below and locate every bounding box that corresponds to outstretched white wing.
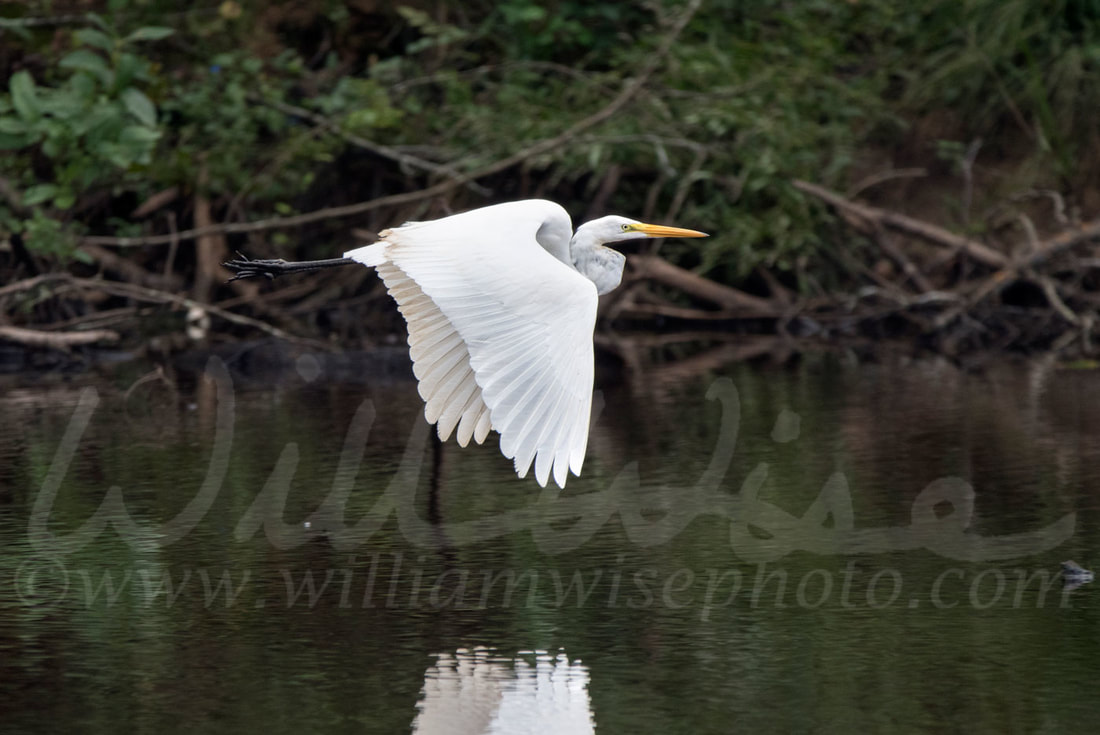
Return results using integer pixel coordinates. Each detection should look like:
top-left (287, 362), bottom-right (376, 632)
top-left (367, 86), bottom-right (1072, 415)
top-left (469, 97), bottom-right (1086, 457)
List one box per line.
top-left (345, 202), bottom-right (597, 488)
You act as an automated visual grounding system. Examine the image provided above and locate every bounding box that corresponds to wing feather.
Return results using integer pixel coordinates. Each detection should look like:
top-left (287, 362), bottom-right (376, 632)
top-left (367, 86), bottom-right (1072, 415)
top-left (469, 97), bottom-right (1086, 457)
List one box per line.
top-left (425, 359), bottom-right (475, 422)
top-left (439, 375), bottom-right (481, 444)
top-left (530, 344), bottom-right (580, 486)
top-left (455, 400), bottom-right (480, 447)
top-left (417, 340), bottom-right (468, 395)
top-left (345, 201), bottom-right (596, 487)
top-left (473, 407), bottom-right (493, 445)
top-left (434, 371), bottom-right (479, 441)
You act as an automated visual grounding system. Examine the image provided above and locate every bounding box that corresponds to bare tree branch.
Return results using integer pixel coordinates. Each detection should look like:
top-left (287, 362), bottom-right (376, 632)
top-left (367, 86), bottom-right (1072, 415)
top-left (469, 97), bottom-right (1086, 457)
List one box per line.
top-left (2, 275), bottom-right (329, 349)
top-left (0, 325), bottom-right (118, 350)
top-left (254, 96), bottom-right (491, 196)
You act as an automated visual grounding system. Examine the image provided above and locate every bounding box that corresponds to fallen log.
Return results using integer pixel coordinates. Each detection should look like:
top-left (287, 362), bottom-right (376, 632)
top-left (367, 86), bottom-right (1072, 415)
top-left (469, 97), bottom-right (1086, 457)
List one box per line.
top-left (628, 254), bottom-right (775, 313)
top-left (792, 179), bottom-right (1009, 269)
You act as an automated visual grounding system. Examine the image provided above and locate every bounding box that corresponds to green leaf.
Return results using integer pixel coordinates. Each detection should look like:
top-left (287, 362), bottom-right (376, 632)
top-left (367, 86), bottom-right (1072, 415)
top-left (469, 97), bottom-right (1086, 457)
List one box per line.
top-left (23, 184), bottom-right (57, 206)
top-left (121, 88), bottom-right (156, 126)
top-left (113, 52), bottom-right (149, 89)
top-left (124, 26), bottom-right (175, 43)
top-left (59, 49), bottom-right (113, 86)
top-left (119, 125), bottom-right (160, 144)
top-left (70, 73), bottom-right (96, 101)
top-left (10, 71), bottom-right (41, 122)
top-left (40, 136), bottom-right (60, 158)
top-left (117, 124), bottom-right (161, 164)
top-left (97, 142), bottom-right (133, 168)
top-left (0, 117), bottom-right (27, 134)
top-left (54, 191), bottom-right (77, 210)
top-left (41, 88), bottom-right (87, 120)
top-left (74, 28), bottom-right (115, 51)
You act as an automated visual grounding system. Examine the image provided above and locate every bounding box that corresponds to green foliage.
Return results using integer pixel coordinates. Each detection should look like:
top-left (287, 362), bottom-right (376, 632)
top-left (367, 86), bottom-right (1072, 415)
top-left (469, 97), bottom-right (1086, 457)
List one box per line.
top-left (896, 0), bottom-right (1100, 179)
top-left (149, 48), bottom-right (402, 219)
top-left (484, 0), bottom-right (647, 63)
top-left (0, 0), bottom-right (1096, 284)
top-left (380, 0), bottom-right (907, 278)
top-left (380, 0), bottom-right (1098, 281)
top-left (0, 16), bottom-right (170, 256)
top-left (0, 6), bottom-right (403, 259)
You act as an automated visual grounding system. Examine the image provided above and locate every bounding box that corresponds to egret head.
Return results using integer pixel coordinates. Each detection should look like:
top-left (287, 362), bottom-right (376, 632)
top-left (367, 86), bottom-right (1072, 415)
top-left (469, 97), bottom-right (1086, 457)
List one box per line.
top-left (579, 215), bottom-right (709, 245)
top-left (571, 215), bottom-right (708, 295)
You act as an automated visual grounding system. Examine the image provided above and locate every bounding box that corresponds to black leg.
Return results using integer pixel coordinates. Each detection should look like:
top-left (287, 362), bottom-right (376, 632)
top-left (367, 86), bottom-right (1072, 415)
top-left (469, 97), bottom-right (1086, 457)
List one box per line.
top-left (222, 253), bottom-right (356, 281)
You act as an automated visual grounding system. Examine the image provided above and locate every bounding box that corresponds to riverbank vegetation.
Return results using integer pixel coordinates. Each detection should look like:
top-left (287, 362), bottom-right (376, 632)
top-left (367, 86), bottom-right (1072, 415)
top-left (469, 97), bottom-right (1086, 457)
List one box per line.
top-left (3, 0), bottom-right (1100, 363)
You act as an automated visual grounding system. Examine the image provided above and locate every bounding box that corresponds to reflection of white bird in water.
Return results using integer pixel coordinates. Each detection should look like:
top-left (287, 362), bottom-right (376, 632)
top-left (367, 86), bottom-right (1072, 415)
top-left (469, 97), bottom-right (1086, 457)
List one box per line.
top-left (413, 647), bottom-right (595, 735)
top-left (225, 200), bottom-right (707, 487)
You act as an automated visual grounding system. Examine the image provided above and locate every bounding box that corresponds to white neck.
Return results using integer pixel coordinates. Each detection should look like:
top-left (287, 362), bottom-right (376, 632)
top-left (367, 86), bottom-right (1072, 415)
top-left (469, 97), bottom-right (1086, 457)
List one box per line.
top-left (570, 226), bottom-right (626, 295)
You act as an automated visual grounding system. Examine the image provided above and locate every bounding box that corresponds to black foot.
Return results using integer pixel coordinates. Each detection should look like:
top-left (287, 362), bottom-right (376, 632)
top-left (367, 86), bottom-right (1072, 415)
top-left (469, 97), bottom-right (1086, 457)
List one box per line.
top-left (222, 252), bottom-right (287, 282)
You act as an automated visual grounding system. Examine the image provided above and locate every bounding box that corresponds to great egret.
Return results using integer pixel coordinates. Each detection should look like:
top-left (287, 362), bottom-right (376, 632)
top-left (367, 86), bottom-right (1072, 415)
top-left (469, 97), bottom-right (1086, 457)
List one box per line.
top-left (224, 199), bottom-right (707, 487)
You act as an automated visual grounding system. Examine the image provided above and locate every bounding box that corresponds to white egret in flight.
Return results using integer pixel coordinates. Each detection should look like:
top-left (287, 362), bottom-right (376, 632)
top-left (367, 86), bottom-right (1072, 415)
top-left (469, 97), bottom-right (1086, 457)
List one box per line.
top-left (225, 199), bottom-right (707, 487)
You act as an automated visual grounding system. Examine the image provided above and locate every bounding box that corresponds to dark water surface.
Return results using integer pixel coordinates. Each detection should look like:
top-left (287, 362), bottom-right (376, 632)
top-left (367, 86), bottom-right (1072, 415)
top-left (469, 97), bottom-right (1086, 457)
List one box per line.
top-left (3, 343), bottom-right (1100, 733)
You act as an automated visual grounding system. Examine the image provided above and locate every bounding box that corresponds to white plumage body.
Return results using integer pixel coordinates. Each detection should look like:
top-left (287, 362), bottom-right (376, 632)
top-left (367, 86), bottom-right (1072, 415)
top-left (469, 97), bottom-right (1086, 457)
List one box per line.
top-left (345, 201), bottom-right (596, 488)
top-left (342, 199), bottom-right (707, 488)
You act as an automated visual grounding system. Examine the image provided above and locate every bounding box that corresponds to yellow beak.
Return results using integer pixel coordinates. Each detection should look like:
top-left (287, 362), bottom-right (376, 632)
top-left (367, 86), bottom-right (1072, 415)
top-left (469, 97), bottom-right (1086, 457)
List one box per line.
top-left (633, 223), bottom-right (709, 238)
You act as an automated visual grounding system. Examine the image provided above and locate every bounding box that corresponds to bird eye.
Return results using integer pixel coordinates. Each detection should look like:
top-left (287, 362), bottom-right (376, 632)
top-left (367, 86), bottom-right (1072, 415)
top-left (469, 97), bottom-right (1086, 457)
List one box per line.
top-left (621, 224), bottom-right (630, 231)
